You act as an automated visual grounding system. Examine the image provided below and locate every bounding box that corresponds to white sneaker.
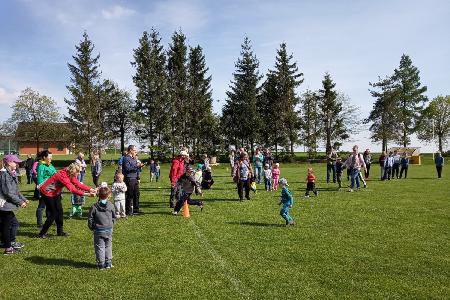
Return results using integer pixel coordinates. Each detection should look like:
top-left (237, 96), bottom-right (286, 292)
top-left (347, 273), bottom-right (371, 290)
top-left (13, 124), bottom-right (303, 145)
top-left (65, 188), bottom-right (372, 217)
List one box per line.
top-left (172, 211), bottom-right (178, 215)
top-left (348, 189), bottom-right (354, 192)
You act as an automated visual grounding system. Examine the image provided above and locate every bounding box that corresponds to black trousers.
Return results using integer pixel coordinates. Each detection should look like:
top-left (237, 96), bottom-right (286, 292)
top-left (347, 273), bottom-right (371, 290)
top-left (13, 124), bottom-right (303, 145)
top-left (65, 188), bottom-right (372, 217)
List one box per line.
top-left (92, 175), bottom-right (100, 187)
top-left (364, 164), bottom-right (371, 179)
top-left (392, 163), bottom-right (400, 178)
top-left (436, 166), bottom-right (443, 178)
top-left (237, 179), bottom-right (250, 200)
top-left (305, 182), bottom-right (317, 196)
top-left (174, 192), bottom-right (202, 213)
top-left (0, 211), bottom-right (18, 248)
top-left (39, 194), bottom-right (64, 235)
top-left (125, 178), bottom-right (139, 215)
top-left (399, 166), bottom-right (408, 178)
top-left (169, 186), bottom-right (177, 208)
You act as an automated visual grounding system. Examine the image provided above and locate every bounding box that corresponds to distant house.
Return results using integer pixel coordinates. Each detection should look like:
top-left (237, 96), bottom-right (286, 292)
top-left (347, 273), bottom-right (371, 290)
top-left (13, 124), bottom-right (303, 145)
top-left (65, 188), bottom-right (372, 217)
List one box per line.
top-left (15, 122), bottom-right (72, 155)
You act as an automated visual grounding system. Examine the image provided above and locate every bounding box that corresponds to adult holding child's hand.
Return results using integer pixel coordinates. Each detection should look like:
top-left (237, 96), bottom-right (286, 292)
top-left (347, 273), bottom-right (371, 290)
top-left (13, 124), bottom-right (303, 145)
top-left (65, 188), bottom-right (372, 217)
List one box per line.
top-left (38, 163), bottom-right (97, 238)
top-left (0, 154), bottom-right (29, 255)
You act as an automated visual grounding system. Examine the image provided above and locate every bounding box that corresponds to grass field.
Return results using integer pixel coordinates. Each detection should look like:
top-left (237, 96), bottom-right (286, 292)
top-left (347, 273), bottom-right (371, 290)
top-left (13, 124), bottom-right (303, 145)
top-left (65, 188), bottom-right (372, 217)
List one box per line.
top-left (1, 156), bottom-right (449, 299)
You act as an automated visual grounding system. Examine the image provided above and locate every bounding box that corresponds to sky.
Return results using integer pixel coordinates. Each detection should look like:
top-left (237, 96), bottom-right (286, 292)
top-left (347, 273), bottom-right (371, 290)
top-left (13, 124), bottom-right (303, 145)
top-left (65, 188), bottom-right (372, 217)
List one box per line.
top-left (1, 0), bottom-right (449, 152)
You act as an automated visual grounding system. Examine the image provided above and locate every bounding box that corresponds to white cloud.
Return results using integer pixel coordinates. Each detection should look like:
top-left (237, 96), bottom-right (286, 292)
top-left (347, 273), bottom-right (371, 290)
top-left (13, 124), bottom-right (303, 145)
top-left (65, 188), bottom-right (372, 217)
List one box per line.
top-left (0, 87), bottom-right (19, 105)
top-left (147, 0), bottom-right (208, 33)
top-left (102, 5), bottom-right (135, 20)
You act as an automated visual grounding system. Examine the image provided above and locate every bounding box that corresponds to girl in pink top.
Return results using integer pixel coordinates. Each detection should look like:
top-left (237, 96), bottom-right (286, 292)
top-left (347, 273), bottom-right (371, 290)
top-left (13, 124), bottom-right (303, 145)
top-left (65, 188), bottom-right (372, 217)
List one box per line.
top-left (272, 163), bottom-right (281, 190)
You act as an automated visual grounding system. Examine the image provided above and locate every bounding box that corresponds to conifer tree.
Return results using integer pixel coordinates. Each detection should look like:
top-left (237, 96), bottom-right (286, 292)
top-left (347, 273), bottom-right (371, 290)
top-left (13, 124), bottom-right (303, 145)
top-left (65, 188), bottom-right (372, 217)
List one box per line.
top-left (366, 76), bottom-right (399, 152)
top-left (317, 73), bottom-right (350, 151)
top-left (187, 45), bottom-right (214, 155)
top-left (101, 80), bottom-right (134, 153)
top-left (65, 31), bottom-right (103, 158)
top-left (393, 54), bottom-right (428, 147)
top-left (257, 72), bottom-right (278, 148)
top-left (272, 43), bottom-right (303, 155)
top-left (223, 36), bottom-right (261, 153)
top-left (132, 29), bottom-right (169, 159)
top-left (167, 30), bottom-right (188, 154)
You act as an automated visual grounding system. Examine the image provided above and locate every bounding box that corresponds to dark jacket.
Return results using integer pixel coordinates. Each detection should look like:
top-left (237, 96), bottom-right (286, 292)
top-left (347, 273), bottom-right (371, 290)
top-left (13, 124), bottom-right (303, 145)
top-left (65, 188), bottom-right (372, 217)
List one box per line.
top-left (0, 169), bottom-right (26, 211)
top-left (88, 201), bottom-right (115, 233)
top-left (177, 174), bottom-right (201, 195)
top-left (122, 156), bottom-right (139, 180)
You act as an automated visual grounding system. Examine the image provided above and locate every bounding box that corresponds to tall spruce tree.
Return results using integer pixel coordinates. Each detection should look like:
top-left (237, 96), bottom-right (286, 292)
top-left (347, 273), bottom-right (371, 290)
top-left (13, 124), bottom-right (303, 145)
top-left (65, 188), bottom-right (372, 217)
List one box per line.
top-left (366, 76), bottom-right (400, 152)
top-left (187, 45), bottom-right (214, 155)
top-left (167, 30), bottom-right (189, 154)
top-left (417, 95), bottom-right (450, 153)
top-left (132, 29), bottom-right (169, 159)
top-left (272, 43), bottom-right (303, 155)
top-left (393, 54), bottom-right (428, 147)
top-left (101, 80), bottom-right (134, 153)
top-left (223, 36), bottom-right (261, 153)
top-left (257, 72), bottom-right (279, 148)
top-left (65, 31), bottom-right (103, 158)
top-left (318, 73), bottom-right (349, 151)
top-left (300, 90), bottom-right (321, 158)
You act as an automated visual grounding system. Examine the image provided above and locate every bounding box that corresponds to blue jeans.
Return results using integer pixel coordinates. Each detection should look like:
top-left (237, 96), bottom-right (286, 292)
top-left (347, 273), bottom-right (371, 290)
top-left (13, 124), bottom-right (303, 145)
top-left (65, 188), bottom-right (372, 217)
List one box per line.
top-left (350, 169), bottom-right (360, 189)
top-left (71, 172), bottom-right (85, 205)
top-left (280, 205), bottom-right (293, 224)
top-left (264, 178), bottom-right (272, 191)
top-left (254, 165), bottom-right (262, 183)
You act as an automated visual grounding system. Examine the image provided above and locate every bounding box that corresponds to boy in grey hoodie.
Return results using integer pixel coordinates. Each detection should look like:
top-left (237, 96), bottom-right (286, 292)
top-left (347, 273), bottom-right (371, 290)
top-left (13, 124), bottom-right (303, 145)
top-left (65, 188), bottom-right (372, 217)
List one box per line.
top-left (88, 186), bottom-right (116, 269)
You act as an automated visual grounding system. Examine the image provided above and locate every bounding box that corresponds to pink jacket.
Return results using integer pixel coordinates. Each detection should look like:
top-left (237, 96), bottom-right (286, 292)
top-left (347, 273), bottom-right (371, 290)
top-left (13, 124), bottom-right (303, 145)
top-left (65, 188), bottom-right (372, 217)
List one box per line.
top-left (272, 168), bottom-right (280, 179)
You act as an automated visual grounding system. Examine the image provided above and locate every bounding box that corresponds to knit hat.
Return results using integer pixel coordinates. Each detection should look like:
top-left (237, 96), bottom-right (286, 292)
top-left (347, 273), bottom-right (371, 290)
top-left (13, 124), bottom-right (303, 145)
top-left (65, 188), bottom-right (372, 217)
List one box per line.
top-left (279, 178), bottom-right (288, 186)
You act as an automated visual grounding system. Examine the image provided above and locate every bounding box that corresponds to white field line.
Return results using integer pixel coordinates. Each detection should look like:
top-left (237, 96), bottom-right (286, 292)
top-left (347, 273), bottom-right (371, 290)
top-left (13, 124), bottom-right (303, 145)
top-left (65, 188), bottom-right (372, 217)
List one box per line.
top-left (189, 219), bottom-right (252, 299)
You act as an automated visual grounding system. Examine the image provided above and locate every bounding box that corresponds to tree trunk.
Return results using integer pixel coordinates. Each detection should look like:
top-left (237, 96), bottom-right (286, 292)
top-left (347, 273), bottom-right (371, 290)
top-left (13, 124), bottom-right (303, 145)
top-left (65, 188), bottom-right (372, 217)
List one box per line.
top-left (438, 135), bottom-right (443, 153)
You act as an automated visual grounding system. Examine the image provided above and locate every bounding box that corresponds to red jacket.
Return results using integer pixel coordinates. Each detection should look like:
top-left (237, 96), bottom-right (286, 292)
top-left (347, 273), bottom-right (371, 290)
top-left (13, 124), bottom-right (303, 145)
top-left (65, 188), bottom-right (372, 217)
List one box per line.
top-left (40, 169), bottom-right (91, 197)
top-left (169, 156), bottom-right (186, 187)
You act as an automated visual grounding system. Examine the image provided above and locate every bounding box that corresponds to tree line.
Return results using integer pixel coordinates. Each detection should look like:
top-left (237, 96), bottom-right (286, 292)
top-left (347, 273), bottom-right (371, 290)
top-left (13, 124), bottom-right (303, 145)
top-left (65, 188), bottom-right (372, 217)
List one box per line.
top-left (3, 30), bottom-right (450, 159)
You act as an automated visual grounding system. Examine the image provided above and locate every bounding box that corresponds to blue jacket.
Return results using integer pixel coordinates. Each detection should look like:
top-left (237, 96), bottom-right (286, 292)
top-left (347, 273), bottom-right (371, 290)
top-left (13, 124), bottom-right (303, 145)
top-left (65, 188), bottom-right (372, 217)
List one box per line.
top-left (280, 187), bottom-right (293, 206)
top-left (435, 156), bottom-right (444, 167)
top-left (401, 157), bottom-right (409, 167)
top-left (122, 156), bottom-right (139, 180)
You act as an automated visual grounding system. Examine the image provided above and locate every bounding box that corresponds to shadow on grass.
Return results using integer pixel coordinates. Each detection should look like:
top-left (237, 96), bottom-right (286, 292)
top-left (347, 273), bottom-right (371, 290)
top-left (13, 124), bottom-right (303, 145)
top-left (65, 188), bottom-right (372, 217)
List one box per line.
top-left (17, 231), bottom-right (40, 238)
top-left (145, 211), bottom-right (173, 216)
top-left (139, 187), bottom-right (171, 192)
top-left (25, 256), bottom-right (96, 269)
top-left (139, 201), bottom-right (168, 208)
top-left (204, 198), bottom-right (239, 203)
top-left (226, 221), bottom-right (284, 227)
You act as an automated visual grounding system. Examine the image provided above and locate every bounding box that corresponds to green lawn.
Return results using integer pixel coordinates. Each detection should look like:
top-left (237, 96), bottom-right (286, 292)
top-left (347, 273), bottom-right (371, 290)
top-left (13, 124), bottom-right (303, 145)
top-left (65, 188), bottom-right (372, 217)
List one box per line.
top-left (1, 157), bottom-right (449, 299)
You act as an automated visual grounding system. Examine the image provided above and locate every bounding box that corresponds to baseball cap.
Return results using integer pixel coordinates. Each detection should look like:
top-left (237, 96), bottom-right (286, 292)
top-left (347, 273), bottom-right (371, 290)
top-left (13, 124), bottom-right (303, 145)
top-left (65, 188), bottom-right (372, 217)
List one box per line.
top-left (3, 154), bottom-right (22, 164)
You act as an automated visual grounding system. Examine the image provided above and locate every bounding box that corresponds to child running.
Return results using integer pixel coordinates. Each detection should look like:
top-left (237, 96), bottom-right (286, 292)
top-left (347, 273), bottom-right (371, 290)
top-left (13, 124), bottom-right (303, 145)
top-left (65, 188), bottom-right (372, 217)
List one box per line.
top-left (278, 178), bottom-right (295, 226)
top-left (88, 186), bottom-right (116, 270)
top-left (111, 173), bottom-right (127, 219)
top-left (272, 163), bottom-right (280, 190)
top-left (305, 167), bottom-right (318, 197)
top-left (172, 166), bottom-right (204, 215)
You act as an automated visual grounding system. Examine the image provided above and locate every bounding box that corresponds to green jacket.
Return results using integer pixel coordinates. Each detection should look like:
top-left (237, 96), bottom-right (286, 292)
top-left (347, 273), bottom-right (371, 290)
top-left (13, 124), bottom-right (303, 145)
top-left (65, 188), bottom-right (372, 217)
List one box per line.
top-left (37, 161), bottom-right (56, 185)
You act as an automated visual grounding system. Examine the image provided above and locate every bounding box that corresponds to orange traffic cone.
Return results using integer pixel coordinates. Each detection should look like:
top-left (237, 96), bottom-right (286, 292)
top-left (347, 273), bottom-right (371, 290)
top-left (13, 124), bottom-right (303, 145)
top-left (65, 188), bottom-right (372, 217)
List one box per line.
top-left (182, 201), bottom-right (190, 218)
